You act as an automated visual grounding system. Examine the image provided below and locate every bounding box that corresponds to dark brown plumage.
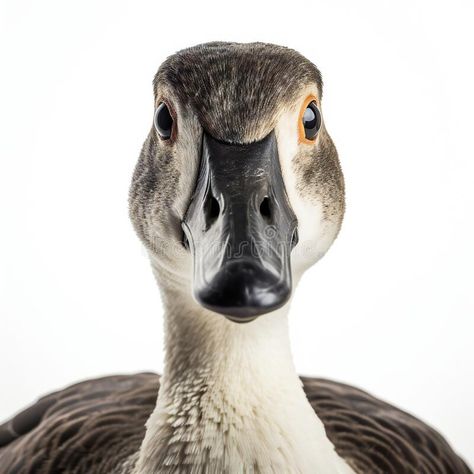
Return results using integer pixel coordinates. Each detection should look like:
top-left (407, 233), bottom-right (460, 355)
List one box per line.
top-left (0, 373), bottom-right (470, 473)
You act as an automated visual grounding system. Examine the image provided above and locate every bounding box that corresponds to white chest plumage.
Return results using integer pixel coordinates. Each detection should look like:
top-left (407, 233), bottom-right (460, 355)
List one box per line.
top-left (131, 290), bottom-right (355, 474)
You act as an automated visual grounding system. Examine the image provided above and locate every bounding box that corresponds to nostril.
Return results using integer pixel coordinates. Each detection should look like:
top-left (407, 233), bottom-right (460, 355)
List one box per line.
top-left (181, 230), bottom-right (190, 250)
top-left (291, 228), bottom-right (299, 248)
top-left (259, 196), bottom-right (272, 222)
top-left (204, 195), bottom-right (220, 226)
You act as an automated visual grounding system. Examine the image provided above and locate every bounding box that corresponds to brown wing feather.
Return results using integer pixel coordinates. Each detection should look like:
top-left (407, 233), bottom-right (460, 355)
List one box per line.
top-left (0, 374), bottom-right (470, 474)
top-left (0, 373), bottom-right (158, 474)
top-left (302, 377), bottom-right (471, 474)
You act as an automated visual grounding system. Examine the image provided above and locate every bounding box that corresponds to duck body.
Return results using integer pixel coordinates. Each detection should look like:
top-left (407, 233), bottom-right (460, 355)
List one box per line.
top-left (0, 373), bottom-right (470, 473)
top-left (1, 42), bottom-right (470, 473)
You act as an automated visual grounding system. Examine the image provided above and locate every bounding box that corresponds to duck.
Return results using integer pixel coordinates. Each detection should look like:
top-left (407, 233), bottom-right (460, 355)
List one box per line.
top-left (0, 41), bottom-right (470, 474)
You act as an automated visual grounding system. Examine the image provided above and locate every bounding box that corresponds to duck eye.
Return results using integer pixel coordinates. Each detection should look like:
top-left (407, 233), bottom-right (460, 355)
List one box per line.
top-left (302, 101), bottom-right (321, 140)
top-left (154, 102), bottom-right (174, 140)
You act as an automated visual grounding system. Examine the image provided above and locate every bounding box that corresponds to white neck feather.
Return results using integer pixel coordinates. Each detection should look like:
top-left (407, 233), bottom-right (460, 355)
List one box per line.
top-left (132, 265), bottom-right (354, 474)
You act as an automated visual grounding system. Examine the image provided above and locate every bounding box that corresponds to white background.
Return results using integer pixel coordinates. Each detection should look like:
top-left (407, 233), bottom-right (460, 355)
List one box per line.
top-left (0, 0), bottom-right (473, 466)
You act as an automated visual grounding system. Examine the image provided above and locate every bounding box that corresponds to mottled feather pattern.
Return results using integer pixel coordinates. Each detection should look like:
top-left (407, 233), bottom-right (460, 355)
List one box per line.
top-left (0, 374), bottom-right (469, 473)
top-left (0, 374), bottom-right (157, 474)
top-left (302, 378), bottom-right (471, 474)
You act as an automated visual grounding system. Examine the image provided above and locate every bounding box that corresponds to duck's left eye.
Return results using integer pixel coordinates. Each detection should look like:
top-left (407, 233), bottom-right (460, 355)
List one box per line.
top-left (154, 102), bottom-right (174, 140)
top-left (302, 101), bottom-right (321, 140)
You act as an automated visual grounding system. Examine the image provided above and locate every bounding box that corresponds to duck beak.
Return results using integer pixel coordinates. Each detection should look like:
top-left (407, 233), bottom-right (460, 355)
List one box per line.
top-left (182, 131), bottom-right (298, 323)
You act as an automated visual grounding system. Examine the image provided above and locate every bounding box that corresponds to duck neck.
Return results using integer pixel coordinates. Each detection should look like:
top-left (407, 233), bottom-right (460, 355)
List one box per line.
top-left (133, 266), bottom-right (350, 474)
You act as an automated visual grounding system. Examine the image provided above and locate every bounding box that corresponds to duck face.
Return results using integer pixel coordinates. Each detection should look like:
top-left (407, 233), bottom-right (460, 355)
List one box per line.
top-left (129, 43), bottom-right (344, 323)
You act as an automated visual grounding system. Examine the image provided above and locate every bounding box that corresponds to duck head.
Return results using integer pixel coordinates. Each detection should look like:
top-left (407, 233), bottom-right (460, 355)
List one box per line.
top-left (129, 42), bottom-right (344, 323)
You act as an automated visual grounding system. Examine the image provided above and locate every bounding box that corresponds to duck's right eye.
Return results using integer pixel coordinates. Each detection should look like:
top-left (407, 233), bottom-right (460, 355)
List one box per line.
top-left (154, 102), bottom-right (174, 140)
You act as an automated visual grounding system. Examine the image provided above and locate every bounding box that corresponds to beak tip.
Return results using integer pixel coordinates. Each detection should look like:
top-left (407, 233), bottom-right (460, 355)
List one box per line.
top-left (193, 260), bottom-right (291, 322)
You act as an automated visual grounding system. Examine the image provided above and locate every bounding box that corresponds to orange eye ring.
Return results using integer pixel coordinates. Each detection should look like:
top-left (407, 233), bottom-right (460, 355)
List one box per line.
top-left (298, 95), bottom-right (321, 144)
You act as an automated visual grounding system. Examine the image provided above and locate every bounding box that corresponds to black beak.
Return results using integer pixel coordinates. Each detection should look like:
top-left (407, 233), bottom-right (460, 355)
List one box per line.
top-left (182, 131), bottom-right (298, 322)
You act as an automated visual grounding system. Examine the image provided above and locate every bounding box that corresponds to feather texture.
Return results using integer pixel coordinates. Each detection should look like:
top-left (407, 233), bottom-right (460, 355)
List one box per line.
top-left (0, 373), bottom-right (469, 473)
